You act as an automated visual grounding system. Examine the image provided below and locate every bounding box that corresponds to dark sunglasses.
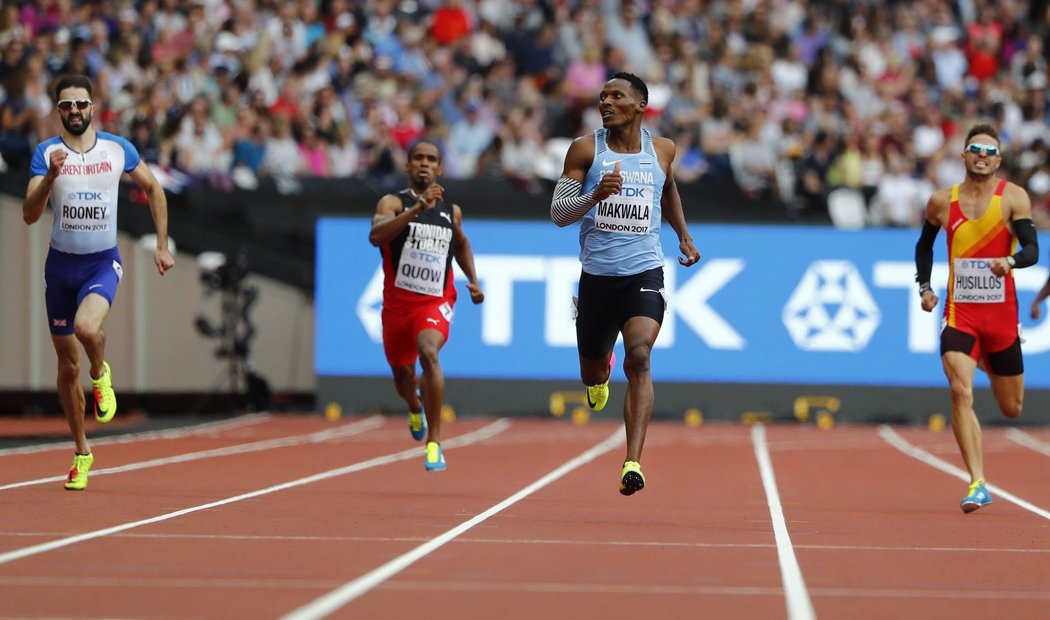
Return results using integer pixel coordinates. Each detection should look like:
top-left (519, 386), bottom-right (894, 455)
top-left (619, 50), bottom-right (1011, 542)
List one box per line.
top-left (966, 143), bottom-right (999, 156)
top-left (57, 99), bottom-right (92, 111)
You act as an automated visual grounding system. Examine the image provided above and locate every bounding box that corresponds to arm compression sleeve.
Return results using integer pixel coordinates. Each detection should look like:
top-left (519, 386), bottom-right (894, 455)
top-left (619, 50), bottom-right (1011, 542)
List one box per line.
top-left (1011, 218), bottom-right (1039, 268)
top-left (914, 220), bottom-right (940, 286)
top-left (551, 177), bottom-right (599, 227)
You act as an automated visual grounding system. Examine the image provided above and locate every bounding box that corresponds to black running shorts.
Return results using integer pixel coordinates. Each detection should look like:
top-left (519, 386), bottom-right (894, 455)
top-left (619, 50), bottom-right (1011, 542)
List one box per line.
top-left (575, 267), bottom-right (666, 359)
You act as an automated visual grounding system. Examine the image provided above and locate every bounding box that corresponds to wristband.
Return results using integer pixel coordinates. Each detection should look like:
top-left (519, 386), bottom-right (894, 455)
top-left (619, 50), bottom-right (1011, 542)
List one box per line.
top-left (918, 283), bottom-right (933, 297)
top-left (1006, 256), bottom-right (1016, 268)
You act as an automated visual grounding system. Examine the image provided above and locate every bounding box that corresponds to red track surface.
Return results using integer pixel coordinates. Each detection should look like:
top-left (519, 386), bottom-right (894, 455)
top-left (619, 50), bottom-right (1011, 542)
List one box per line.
top-left (2, 414), bottom-right (1049, 619)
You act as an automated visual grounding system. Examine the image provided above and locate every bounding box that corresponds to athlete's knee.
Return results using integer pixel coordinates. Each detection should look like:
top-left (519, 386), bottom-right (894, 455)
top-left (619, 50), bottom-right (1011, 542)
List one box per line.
top-left (56, 356), bottom-right (80, 383)
top-left (417, 346), bottom-right (441, 370)
top-left (72, 319), bottom-right (101, 344)
top-left (622, 343), bottom-right (652, 377)
top-left (1000, 395), bottom-right (1023, 419)
top-left (948, 380), bottom-right (973, 407)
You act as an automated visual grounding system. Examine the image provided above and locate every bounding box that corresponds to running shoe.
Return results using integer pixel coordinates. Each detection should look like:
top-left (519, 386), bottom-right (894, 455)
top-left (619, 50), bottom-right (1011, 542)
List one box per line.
top-left (91, 361), bottom-right (117, 423)
top-left (64, 453), bottom-right (94, 490)
top-left (408, 411), bottom-right (427, 441)
top-left (960, 478), bottom-right (992, 513)
top-left (425, 441), bottom-right (446, 472)
top-left (586, 352), bottom-right (616, 412)
top-left (619, 460), bottom-right (646, 496)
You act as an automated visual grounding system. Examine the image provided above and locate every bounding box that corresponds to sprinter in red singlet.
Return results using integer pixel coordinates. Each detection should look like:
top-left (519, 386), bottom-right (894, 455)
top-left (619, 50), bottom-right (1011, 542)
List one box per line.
top-left (914, 123), bottom-right (1039, 513)
top-left (368, 141), bottom-right (484, 472)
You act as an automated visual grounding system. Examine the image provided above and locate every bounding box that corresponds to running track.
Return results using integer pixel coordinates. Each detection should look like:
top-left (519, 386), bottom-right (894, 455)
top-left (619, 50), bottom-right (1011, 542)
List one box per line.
top-left (2, 413), bottom-right (1049, 619)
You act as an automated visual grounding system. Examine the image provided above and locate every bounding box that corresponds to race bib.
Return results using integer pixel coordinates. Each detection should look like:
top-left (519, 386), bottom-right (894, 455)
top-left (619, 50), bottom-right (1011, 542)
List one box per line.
top-left (395, 248), bottom-right (446, 297)
top-left (60, 190), bottom-right (112, 233)
top-left (952, 258), bottom-right (1005, 303)
top-left (593, 188), bottom-right (653, 234)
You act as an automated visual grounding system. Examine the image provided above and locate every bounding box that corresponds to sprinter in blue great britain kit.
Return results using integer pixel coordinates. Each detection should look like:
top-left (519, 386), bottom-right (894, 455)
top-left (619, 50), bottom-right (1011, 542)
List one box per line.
top-left (550, 72), bottom-right (701, 496)
top-left (22, 75), bottom-right (174, 490)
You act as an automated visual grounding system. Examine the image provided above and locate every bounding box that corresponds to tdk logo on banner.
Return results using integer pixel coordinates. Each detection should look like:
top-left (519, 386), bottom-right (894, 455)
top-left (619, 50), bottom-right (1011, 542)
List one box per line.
top-left (782, 260), bottom-right (880, 352)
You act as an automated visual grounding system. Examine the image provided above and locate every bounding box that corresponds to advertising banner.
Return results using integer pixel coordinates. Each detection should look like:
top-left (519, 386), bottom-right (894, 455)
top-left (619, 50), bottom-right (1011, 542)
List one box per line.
top-left (317, 219), bottom-right (1050, 389)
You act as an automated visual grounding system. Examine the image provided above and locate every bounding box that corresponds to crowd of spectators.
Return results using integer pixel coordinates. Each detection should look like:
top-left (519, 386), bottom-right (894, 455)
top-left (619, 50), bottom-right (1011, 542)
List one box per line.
top-left (1, 0), bottom-right (1050, 227)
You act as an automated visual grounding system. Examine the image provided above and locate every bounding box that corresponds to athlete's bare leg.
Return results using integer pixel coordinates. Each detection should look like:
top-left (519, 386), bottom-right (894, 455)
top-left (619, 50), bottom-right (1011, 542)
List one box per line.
top-left (988, 372), bottom-right (1024, 420)
top-left (73, 294), bottom-right (109, 380)
top-left (390, 365), bottom-right (421, 412)
top-left (52, 335), bottom-right (88, 455)
top-left (621, 316), bottom-right (659, 463)
top-left (417, 329), bottom-right (446, 444)
top-left (942, 351), bottom-right (983, 482)
top-left (579, 351), bottom-right (614, 386)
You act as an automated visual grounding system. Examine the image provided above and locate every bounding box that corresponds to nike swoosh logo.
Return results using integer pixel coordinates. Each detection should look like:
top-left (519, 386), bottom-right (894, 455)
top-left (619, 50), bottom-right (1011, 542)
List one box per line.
top-left (586, 394), bottom-right (598, 408)
top-left (426, 318), bottom-right (439, 324)
top-left (89, 284), bottom-right (103, 290)
top-left (640, 288), bottom-right (661, 293)
top-left (602, 159), bottom-right (620, 166)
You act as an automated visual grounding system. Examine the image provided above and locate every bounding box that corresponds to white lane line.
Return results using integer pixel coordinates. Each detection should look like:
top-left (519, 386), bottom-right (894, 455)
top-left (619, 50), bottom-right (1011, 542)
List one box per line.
top-left (751, 424), bottom-right (816, 620)
top-left (0, 417), bottom-right (385, 491)
top-left (879, 426), bottom-right (1050, 520)
top-left (0, 419), bottom-right (511, 566)
top-left (0, 413), bottom-right (272, 456)
top-left (1005, 428), bottom-right (1050, 456)
top-left (280, 425), bottom-right (626, 620)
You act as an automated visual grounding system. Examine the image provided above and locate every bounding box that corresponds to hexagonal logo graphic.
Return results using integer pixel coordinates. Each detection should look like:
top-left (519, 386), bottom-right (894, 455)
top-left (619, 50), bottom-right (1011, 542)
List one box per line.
top-left (782, 260), bottom-right (880, 351)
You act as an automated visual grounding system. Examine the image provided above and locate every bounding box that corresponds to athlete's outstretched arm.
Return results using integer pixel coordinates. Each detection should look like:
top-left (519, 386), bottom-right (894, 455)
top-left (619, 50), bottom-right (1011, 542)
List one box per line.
top-left (128, 160), bottom-right (175, 275)
top-left (655, 137), bottom-right (700, 266)
top-left (452, 204), bottom-right (484, 304)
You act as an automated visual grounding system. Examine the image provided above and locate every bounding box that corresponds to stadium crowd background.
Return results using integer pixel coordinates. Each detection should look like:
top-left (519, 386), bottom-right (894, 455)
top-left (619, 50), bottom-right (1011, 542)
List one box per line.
top-left (1, 0), bottom-right (1050, 228)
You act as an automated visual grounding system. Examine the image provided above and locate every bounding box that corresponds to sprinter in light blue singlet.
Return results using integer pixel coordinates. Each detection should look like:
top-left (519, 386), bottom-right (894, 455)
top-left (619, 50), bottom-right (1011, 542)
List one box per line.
top-left (550, 72), bottom-right (701, 496)
top-left (22, 75), bottom-right (175, 491)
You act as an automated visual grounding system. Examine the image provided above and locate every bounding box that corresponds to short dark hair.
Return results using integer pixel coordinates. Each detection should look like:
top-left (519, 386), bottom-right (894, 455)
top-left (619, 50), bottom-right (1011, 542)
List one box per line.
top-left (54, 74), bottom-right (94, 101)
top-left (610, 71), bottom-right (648, 104)
top-left (965, 123), bottom-right (1000, 147)
top-left (407, 140), bottom-right (442, 163)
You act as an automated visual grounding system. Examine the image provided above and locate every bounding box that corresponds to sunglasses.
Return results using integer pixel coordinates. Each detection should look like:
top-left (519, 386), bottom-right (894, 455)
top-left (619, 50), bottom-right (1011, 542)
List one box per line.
top-left (57, 99), bottom-right (92, 111)
top-left (966, 143), bottom-right (1000, 156)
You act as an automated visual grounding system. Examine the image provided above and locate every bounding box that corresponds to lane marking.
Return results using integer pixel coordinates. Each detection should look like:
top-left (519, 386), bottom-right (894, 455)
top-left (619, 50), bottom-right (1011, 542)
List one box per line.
top-left (1005, 428), bottom-right (1050, 456)
top-left (751, 424), bottom-right (816, 620)
top-left (0, 413), bottom-right (272, 457)
top-left (280, 425), bottom-right (626, 620)
top-left (0, 419), bottom-right (511, 566)
top-left (0, 417), bottom-right (385, 491)
top-left (879, 426), bottom-right (1050, 520)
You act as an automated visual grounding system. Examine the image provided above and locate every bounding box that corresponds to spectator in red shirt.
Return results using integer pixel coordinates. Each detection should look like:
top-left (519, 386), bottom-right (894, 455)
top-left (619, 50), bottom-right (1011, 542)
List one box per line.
top-left (430, 0), bottom-right (472, 46)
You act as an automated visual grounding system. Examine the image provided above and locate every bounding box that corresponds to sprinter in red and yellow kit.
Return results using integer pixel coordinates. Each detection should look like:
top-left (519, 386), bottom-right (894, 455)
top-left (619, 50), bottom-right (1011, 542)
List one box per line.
top-left (915, 123), bottom-right (1039, 513)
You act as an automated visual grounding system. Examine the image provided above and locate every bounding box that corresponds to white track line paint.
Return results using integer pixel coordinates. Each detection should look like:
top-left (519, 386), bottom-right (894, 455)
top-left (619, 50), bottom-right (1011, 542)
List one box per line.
top-left (0, 413), bottom-right (272, 457)
top-left (279, 425), bottom-right (626, 620)
top-left (0, 417), bottom-right (385, 491)
top-left (0, 419), bottom-right (511, 566)
top-left (879, 425), bottom-right (1050, 520)
top-left (751, 424), bottom-right (816, 620)
top-left (1005, 428), bottom-right (1050, 457)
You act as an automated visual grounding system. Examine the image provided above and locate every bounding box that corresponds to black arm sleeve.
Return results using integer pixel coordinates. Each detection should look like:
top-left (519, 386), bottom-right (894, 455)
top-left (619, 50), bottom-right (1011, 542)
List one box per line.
top-left (1011, 218), bottom-right (1039, 268)
top-left (914, 221), bottom-right (940, 286)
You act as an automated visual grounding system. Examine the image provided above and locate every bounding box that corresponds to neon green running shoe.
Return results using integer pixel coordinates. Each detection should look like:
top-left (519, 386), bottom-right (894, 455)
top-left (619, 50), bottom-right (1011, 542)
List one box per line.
top-left (586, 352), bottom-right (616, 411)
top-left (960, 478), bottom-right (992, 513)
top-left (91, 361), bottom-right (116, 423)
top-left (425, 441), bottom-right (446, 472)
top-left (619, 460), bottom-right (646, 496)
top-left (64, 453), bottom-right (94, 490)
top-left (408, 411), bottom-right (427, 441)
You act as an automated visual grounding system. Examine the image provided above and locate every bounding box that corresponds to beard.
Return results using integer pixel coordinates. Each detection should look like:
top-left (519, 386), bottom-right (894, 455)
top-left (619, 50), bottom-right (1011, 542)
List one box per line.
top-left (61, 111), bottom-right (92, 136)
